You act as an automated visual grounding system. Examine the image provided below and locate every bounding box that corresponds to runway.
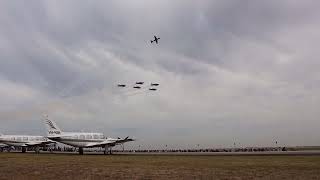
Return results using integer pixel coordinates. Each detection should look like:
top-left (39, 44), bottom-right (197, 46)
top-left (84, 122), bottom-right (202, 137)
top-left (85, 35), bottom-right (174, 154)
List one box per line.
top-left (9, 150), bottom-right (320, 156)
top-left (115, 150), bottom-right (320, 156)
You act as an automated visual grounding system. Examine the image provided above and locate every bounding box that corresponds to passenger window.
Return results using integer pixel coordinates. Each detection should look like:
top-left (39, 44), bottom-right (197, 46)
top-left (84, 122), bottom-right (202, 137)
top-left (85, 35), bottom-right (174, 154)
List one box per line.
top-left (23, 137), bottom-right (28, 141)
top-left (93, 135), bottom-right (99, 139)
top-left (86, 135), bottom-right (92, 139)
top-left (80, 135), bottom-right (85, 139)
top-left (73, 135), bottom-right (78, 139)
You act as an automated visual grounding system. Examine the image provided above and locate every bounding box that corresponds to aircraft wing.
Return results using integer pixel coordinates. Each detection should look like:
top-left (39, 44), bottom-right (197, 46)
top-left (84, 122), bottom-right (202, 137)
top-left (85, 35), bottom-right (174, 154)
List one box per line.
top-left (47, 135), bottom-right (74, 139)
top-left (85, 137), bottom-right (134, 148)
top-left (25, 142), bottom-right (43, 146)
top-left (26, 140), bottom-right (55, 146)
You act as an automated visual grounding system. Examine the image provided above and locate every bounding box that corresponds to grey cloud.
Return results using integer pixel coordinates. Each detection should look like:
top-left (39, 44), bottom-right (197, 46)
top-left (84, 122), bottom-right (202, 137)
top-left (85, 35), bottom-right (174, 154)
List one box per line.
top-left (1, 1), bottom-right (320, 147)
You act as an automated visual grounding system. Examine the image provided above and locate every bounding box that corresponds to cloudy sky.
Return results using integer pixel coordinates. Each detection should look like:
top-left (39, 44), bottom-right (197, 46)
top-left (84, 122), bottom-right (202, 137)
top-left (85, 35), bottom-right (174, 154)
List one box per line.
top-left (1, 0), bottom-right (320, 148)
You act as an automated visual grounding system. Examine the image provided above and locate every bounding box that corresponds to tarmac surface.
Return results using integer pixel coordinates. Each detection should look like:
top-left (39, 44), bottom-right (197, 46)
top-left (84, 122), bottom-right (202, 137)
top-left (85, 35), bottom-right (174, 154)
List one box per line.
top-left (12, 150), bottom-right (320, 156)
top-left (116, 150), bottom-right (320, 156)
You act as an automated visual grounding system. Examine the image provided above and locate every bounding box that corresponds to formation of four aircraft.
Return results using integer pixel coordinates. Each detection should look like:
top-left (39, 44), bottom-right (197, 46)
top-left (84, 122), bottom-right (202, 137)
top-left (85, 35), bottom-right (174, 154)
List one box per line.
top-left (118, 82), bottom-right (160, 91)
top-left (0, 36), bottom-right (160, 155)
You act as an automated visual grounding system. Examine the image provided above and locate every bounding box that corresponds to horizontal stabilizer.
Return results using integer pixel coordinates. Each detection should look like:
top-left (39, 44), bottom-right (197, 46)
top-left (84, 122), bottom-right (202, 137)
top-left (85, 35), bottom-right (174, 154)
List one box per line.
top-left (85, 137), bottom-right (135, 148)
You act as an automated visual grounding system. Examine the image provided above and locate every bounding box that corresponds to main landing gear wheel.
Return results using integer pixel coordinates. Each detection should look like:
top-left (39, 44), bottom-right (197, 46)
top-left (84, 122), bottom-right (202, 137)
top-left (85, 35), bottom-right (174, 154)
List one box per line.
top-left (35, 146), bottom-right (40, 154)
top-left (79, 147), bottom-right (84, 155)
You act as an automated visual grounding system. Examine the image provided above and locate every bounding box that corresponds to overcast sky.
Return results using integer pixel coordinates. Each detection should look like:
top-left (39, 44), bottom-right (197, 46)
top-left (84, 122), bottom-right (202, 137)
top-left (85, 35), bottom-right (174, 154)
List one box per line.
top-left (1, 1), bottom-right (320, 148)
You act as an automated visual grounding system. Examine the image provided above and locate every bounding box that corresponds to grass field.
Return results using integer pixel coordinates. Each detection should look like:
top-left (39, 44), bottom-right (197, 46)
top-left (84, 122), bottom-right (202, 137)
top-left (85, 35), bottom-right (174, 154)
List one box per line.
top-left (0, 153), bottom-right (320, 179)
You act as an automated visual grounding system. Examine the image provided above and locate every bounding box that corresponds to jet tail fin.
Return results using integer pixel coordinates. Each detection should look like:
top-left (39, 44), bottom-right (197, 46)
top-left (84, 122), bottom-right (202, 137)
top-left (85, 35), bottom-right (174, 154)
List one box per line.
top-left (43, 115), bottom-right (63, 137)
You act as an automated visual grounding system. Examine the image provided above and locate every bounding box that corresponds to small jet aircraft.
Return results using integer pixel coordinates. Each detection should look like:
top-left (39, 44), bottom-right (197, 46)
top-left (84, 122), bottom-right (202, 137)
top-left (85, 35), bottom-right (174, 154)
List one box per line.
top-left (135, 82), bottom-right (144, 85)
top-left (133, 86), bottom-right (141, 89)
top-left (151, 83), bottom-right (159, 86)
top-left (0, 133), bottom-right (55, 153)
top-left (44, 117), bottom-right (134, 155)
top-left (150, 36), bottom-right (160, 44)
top-left (117, 84), bottom-right (126, 87)
top-left (149, 88), bottom-right (157, 91)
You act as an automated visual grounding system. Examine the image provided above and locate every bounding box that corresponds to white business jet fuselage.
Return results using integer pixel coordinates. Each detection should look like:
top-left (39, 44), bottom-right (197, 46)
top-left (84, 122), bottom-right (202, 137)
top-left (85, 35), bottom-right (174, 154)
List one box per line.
top-left (0, 134), bottom-right (54, 153)
top-left (44, 118), bottom-right (134, 155)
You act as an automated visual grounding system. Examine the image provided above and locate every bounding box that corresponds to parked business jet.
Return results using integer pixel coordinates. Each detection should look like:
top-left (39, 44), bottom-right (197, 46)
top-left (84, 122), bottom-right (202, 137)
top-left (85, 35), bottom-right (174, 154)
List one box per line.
top-left (0, 133), bottom-right (54, 153)
top-left (44, 117), bottom-right (134, 155)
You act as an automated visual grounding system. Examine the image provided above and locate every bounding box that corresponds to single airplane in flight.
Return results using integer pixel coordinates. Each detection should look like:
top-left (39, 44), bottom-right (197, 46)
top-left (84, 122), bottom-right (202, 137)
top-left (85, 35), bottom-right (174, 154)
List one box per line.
top-left (135, 82), bottom-right (144, 85)
top-left (149, 88), bottom-right (157, 91)
top-left (151, 83), bottom-right (159, 86)
top-left (117, 84), bottom-right (126, 87)
top-left (150, 36), bottom-right (160, 44)
top-left (0, 133), bottom-right (54, 153)
top-left (44, 117), bottom-right (134, 155)
top-left (133, 86), bottom-right (141, 89)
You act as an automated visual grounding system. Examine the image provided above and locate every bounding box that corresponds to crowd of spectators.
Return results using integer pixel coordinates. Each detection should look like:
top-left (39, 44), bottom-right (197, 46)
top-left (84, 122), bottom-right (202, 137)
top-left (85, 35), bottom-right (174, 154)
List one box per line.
top-left (112, 147), bottom-right (287, 153)
top-left (0, 146), bottom-right (288, 153)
